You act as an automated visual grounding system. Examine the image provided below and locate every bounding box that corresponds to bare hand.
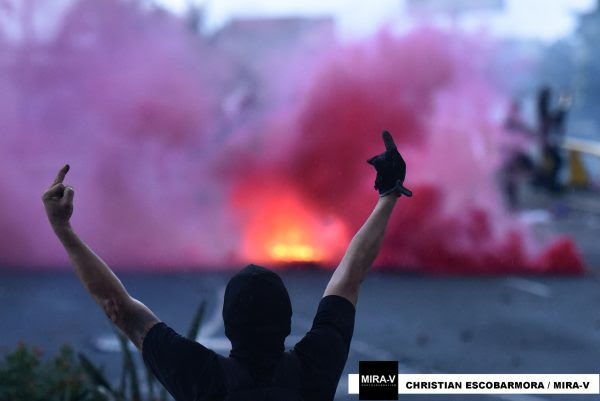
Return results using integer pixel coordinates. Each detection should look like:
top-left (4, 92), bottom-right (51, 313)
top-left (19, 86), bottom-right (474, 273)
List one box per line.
top-left (42, 165), bottom-right (74, 230)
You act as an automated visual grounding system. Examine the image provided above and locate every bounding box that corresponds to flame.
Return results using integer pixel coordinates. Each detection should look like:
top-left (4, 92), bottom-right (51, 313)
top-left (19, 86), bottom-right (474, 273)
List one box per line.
top-left (270, 244), bottom-right (315, 261)
top-left (232, 183), bottom-right (349, 265)
top-left (268, 227), bottom-right (320, 262)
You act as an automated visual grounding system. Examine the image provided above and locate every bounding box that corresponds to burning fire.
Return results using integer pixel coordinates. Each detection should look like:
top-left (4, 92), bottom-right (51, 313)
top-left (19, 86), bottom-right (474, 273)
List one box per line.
top-left (232, 183), bottom-right (349, 265)
top-left (269, 229), bottom-right (318, 262)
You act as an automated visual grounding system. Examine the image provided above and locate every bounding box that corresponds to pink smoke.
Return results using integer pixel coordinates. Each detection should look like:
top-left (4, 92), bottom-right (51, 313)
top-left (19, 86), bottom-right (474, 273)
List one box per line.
top-left (0, 0), bottom-right (583, 273)
top-left (227, 28), bottom-right (582, 274)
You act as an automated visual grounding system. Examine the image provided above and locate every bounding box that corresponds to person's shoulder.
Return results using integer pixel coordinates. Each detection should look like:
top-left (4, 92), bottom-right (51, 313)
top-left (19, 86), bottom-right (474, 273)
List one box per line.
top-left (142, 321), bottom-right (220, 361)
top-left (318, 295), bottom-right (356, 315)
top-left (141, 321), bottom-right (169, 353)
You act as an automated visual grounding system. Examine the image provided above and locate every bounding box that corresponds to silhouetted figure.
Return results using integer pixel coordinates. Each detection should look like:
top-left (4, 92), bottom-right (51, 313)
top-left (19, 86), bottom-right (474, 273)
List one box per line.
top-left (42, 131), bottom-right (411, 401)
top-left (535, 86), bottom-right (572, 192)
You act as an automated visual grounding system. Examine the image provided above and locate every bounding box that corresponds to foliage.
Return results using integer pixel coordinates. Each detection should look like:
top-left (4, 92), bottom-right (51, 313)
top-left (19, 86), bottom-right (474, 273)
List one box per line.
top-left (0, 343), bottom-right (106, 401)
top-left (0, 300), bottom-right (206, 401)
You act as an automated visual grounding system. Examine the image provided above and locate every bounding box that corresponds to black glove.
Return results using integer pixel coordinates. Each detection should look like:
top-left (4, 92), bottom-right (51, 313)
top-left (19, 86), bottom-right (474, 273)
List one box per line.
top-left (367, 131), bottom-right (412, 197)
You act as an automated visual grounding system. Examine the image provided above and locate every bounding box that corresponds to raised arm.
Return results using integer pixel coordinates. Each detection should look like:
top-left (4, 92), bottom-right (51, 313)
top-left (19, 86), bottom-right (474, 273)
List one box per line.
top-left (324, 131), bottom-right (411, 306)
top-left (42, 165), bottom-right (159, 350)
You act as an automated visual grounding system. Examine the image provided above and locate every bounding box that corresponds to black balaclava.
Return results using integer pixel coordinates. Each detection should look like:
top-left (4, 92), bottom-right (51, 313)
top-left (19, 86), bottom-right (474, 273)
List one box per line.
top-left (223, 264), bottom-right (292, 368)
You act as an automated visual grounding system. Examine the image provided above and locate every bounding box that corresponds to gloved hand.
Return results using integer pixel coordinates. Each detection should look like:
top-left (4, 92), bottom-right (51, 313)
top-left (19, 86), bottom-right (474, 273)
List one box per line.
top-left (367, 131), bottom-right (412, 197)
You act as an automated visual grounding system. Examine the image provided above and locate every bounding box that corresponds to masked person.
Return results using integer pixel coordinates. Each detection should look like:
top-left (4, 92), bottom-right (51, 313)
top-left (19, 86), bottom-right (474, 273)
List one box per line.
top-left (42, 131), bottom-right (411, 401)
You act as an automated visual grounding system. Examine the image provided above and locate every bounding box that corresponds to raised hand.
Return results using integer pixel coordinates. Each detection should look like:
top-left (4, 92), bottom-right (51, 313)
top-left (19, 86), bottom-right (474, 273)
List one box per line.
top-left (367, 131), bottom-right (412, 197)
top-left (42, 164), bottom-right (75, 230)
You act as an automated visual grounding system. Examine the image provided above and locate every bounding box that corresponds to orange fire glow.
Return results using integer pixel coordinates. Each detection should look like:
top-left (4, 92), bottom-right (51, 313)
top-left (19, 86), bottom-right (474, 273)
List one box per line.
top-left (233, 184), bottom-right (349, 265)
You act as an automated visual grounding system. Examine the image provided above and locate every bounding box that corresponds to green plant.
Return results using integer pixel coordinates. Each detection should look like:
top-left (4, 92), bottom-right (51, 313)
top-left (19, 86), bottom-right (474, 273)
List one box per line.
top-left (0, 342), bottom-right (106, 401)
top-left (0, 300), bottom-right (206, 401)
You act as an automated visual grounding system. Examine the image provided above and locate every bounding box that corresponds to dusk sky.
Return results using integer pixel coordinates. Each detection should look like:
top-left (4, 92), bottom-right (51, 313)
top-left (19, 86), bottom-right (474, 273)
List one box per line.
top-left (157, 0), bottom-right (596, 41)
top-left (1, 0), bottom-right (595, 44)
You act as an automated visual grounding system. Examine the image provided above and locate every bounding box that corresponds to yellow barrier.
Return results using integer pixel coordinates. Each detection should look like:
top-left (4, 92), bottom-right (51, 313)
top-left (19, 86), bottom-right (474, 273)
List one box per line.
top-left (562, 137), bottom-right (600, 188)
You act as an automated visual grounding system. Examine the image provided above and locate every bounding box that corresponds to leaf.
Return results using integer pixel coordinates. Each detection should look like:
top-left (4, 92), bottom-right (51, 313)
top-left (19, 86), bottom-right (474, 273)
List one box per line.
top-left (159, 387), bottom-right (168, 401)
top-left (117, 333), bottom-right (141, 401)
top-left (186, 300), bottom-right (206, 341)
top-left (77, 353), bottom-right (116, 397)
top-left (143, 360), bottom-right (155, 400)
